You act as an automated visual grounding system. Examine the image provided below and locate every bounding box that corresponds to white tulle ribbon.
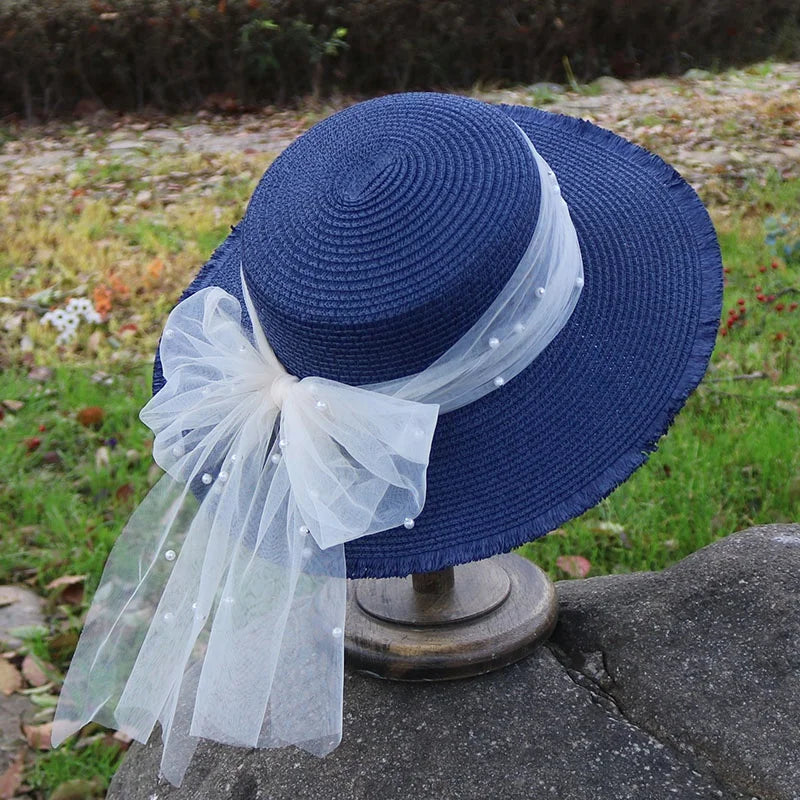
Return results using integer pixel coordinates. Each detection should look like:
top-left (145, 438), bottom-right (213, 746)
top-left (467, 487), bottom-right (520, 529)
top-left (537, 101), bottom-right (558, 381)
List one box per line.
top-left (53, 128), bottom-right (584, 786)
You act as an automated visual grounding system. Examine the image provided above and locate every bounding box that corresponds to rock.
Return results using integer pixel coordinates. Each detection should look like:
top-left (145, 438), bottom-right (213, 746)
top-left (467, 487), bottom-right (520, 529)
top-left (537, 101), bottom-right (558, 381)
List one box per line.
top-left (106, 140), bottom-right (146, 152)
top-left (684, 68), bottom-right (713, 80)
top-left (142, 129), bottom-right (182, 142)
top-left (108, 526), bottom-right (800, 800)
top-left (552, 524), bottom-right (800, 800)
top-left (526, 81), bottom-right (565, 96)
top-left (0, 692), bottom-right (31, 776)
top-left (109, 647), bottom-right (736, 800)
top-left (0, 586), bottom-right (45, 649)
top-left (591, 76), bottom-right (628, 93)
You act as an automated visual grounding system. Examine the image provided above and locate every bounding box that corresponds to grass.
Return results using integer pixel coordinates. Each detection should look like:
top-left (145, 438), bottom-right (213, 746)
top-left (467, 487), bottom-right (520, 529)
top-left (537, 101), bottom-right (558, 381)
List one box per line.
top-left (0, 90), bottom-right (798, 798)
top-left (1, 175), bottom-right (797, 588)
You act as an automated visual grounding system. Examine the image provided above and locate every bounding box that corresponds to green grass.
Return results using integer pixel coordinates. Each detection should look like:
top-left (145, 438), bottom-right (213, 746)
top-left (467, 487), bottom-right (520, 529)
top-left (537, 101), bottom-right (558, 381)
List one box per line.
top-left (0, 104), bottom-right (798, 799)
top-left (2, 179), bottom-right (798, 592)
top-left (27, 736), bottom-right (124, 797)
top-left (519, 175), bottom-right (800, 575)
top-left (0, 365), bottom-right (156, 591)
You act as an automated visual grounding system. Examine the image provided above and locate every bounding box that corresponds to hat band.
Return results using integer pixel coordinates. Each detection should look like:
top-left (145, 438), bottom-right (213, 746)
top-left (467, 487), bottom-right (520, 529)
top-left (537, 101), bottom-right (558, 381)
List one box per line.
top-left (53, 127), bottom-right (583, 787)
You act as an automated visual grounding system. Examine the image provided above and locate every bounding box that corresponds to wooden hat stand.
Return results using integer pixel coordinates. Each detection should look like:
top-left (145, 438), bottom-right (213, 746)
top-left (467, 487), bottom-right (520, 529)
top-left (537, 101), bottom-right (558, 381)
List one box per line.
top-left (344, 552), bottom-right (557, 681)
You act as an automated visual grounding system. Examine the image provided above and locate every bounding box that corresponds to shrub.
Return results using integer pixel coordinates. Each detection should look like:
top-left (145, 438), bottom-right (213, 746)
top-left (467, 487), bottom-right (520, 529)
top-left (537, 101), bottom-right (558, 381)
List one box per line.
top-left (1, 0), bottom-right (799, 119)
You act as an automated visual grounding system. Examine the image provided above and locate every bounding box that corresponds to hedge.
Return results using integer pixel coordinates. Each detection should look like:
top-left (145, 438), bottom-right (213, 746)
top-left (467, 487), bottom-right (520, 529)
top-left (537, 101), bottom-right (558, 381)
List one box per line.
top-left (1, 0), bottom-right (799, 119)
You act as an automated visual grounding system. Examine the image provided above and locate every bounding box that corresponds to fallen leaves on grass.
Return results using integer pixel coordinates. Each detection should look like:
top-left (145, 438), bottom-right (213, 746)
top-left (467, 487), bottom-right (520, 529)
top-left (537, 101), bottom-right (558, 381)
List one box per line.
top-left (1, 399), bottom-right (24, 412)
top-left (0, 657), bottom-right (23, 695)
top-left (556, 555), bottom-right (592, 579)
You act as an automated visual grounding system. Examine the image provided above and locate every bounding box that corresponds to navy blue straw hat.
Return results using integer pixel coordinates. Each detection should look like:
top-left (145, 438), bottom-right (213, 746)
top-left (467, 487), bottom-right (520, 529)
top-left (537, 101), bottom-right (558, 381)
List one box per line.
top-left (153, 92), bottom-right (722, 579)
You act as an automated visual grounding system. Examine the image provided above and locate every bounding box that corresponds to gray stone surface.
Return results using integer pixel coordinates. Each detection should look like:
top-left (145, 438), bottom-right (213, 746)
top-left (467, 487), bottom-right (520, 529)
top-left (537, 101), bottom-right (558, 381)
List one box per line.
top-left (0, 585), bottom-right (45, 649)
top-left (110, 649), bottom-right (739, 800)
top-left (108, 525), bottom-right (799, 800)
top-left (551, 524), bottom-right (800, 800)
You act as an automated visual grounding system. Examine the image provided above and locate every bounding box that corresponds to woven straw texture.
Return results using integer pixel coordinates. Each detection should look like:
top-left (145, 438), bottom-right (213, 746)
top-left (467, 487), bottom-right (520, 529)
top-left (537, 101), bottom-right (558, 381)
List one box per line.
top-left (153, 93), bottom-right (722, 578)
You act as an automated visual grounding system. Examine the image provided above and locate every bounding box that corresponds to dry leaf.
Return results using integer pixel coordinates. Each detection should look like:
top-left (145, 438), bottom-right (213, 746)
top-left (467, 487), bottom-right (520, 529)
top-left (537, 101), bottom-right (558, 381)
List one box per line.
top-left (0, 750), bottom-right (24, 799)
top-left (1, 399), bottom-right (23, 412)
top-left (21, 654), bottom-right (49, 687)
top-left (0, 658), bottom-right (22, 695)
top-left (76, 406), bottom-right (105, 428)
top-left (146, 257), bottom-right (164, 282)
top-left (556, 555), bottom-right (592, 579)
top-left (46, 575), bottom-right (85, 607)
top-left (95, 446), bottom-right (110, 469)
top-left (590, 521), bottom-right (626, 535)
top-left (23, 721), bottom-right (53, 750)
top-left (115, 483), bottom-right (135, 504)
top-left (87, 330), bottom-right (104, 353)
top-left (93, 285), bottom-right (113, 315)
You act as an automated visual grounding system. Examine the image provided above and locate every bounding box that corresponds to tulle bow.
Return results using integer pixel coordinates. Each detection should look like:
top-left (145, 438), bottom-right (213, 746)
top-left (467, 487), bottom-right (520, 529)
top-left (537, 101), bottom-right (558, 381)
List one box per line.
top-left (53, 279), bottom-right (439, 785)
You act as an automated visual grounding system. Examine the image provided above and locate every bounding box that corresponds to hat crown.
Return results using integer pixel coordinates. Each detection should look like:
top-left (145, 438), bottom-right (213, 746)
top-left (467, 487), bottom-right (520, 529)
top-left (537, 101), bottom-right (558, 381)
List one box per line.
top-left (242, 92), bottom-right (541, 384)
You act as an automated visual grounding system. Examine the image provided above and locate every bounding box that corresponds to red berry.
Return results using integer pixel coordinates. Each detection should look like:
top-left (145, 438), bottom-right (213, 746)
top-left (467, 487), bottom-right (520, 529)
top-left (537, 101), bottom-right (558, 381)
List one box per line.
top-left (776, 303), bottom-right (785, 312)
top-left (790, 303), bottom-right (798, 311)
top-left (726, 319), bottom-right (735, 329)
top-left (756, 294), bottom-right (766, 302)
top-left (38, 424), bottom-right (46, 432)
top-left (754, 285), bottom-right (761, 292)
top-left (772, 260), bottom-right (779, 269)
top-left (759, 265), bottom-right (767, 273)
top-left (24, 436), bottom-right (41, 453)
top-left (737, 298), bottom-right (745, 306)
top-left (768, 294), bottom-right (776, 302)
top-left (719, 328), bottom-right (728, 337)
top-left (775, 332), bottom-right (786, 342)
top-left (723, 267), bottom-right (731, 274)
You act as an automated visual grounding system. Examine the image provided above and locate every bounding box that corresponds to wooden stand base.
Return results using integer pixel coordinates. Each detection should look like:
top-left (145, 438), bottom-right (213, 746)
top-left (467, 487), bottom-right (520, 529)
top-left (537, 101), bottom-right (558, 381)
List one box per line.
top-left (344, 553), bottom-right (557, 681)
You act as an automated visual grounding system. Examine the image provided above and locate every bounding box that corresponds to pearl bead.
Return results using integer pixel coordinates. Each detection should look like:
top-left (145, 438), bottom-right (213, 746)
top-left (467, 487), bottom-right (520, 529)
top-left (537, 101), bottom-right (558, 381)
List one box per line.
top-left (172, 444), bottom-right (185, 457)
top-left (493, 376), bottom-right (505, 387)
top-left (331, 627), bottom-right (343, 638)
top-left (403, 517), bottom-right (415, 530)
top-left (315, 400), bottom-right (327, 410)
top-left (535, 287), bottom-right (546, 298)
top-left (239, 344), bottom-right (247, 352)
top-left (513, 322), bottom-right (526, 334)
top-left (488, 336), bottom-right (500, 349)
top-left (163, 611), bottom-right (174, 622)
top-left (575, 276), bottom-right (584, 288)
top-left (270, 453), bottom-right (281, 465)
top-left (222, 596), bottom-right (234, 605)
top-left (279, 438), bottom-right (288, 449)
top-left (201, 473), bottom-right (213, 485)
top-left (230, 453), bottom-right (238, 462)
top-left (217, 470), bottom-right (229, 483)
top-left (164, 329), bottom-right (174, 337)
top-left (164, 549), bottom-right (176, 562)
top-left (299, 525), bottom-right (310, 535)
